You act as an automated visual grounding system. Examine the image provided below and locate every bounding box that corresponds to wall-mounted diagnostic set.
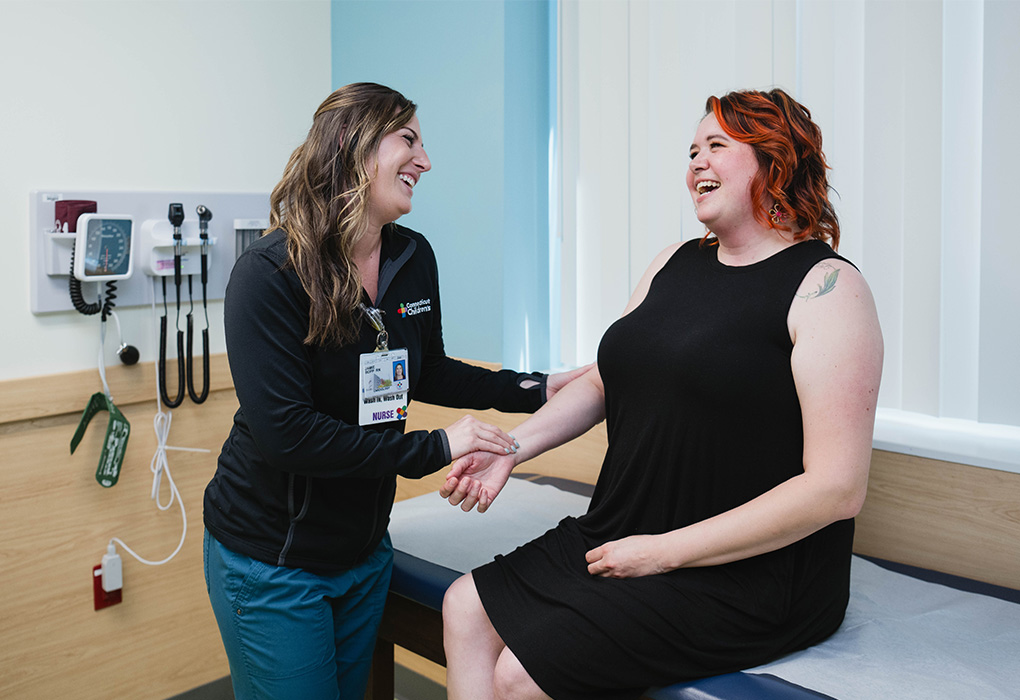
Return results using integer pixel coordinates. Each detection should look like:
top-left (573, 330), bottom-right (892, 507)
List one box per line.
top-left (30, 190), bottom-right (269, 315)
top-left (30, 191), bottom-right (269, 609)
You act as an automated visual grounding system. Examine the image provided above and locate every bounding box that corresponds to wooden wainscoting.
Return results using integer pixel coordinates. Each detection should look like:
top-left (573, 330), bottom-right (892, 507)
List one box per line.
top-left (0, 356), bottom-right (236, 700)
top-left (855, 449), bottom-right (1020, 590)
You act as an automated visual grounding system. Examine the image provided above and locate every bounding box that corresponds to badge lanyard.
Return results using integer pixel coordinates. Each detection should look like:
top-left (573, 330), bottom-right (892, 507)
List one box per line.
top-left (358, 304), bottom-right (409, 426)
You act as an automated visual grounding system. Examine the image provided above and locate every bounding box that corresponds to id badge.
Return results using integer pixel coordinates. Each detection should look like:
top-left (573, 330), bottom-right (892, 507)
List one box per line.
top-left (358, 348), bottom-right (409, 426)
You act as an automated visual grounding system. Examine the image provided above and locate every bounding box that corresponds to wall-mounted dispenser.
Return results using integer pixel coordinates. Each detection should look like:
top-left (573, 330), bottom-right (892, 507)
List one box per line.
top-left (234, 218), bottom-right (269, 262)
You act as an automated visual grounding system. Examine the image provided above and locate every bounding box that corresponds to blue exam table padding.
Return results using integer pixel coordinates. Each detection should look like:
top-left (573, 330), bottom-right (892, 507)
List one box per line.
top-left (387, 477), bottom-right (1020, 700)
top-left (644, 672), bottom-right (836, 700)
top-left (389, 549), bottom-right (459, 612)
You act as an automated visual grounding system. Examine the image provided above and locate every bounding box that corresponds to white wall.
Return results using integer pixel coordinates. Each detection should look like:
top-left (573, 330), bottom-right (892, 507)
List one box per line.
top-left (1, 0), bottom-right (331, 382)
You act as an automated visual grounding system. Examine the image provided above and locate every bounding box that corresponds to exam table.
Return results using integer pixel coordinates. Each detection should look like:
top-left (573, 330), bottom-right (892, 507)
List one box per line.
top-left (368, 474), bottom-right (1020, 700)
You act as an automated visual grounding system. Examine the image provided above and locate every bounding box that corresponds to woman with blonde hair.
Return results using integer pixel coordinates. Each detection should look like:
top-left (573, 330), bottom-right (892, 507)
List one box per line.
top-left (203, 82), bottom-right (583, 700)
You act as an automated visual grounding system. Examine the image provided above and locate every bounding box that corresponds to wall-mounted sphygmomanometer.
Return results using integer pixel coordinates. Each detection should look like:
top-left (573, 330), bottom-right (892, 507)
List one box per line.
top-left (73, 214), bottom-right (134, 282)
top-left (65, 204), bottom-right (140, 366)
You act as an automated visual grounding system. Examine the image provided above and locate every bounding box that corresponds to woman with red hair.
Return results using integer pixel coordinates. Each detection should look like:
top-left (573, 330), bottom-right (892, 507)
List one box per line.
top-left (441, 88), bottom-right (884, 700)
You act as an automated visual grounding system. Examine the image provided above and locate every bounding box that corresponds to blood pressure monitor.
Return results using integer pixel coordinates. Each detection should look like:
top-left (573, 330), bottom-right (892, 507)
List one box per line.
top-left (73, 214), bottom-right (134, 282)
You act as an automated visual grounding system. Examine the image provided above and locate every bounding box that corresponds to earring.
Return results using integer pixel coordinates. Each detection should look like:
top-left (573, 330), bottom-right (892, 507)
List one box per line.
top-left (768, 203), bottom-right (787, 225)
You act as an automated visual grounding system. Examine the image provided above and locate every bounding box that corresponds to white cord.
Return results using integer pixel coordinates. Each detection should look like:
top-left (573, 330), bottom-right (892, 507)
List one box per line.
top-left (105, 277), bottom-right (210, 567)
top-left (110, 407), bottom-right (187, 565)
top-left (97, 307), bottom-right (131, 400)
top-left (98, 313), bottom-right (112, 400)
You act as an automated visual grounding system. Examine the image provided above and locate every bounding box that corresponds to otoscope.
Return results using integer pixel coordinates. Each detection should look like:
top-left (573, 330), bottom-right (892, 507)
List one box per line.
top-left (158, 203), bottom-right (186, 408)
top-left (186, 205), bottom-right (212, 404)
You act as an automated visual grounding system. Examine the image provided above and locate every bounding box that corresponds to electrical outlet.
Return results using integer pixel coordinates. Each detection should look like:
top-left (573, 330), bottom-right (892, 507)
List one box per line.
top-left (92, 565), bottom-right (122, 610)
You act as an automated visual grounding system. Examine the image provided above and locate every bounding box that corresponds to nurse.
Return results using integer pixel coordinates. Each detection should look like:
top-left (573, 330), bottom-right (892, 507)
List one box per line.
top-left (203, 82), bottom-right (584, 700)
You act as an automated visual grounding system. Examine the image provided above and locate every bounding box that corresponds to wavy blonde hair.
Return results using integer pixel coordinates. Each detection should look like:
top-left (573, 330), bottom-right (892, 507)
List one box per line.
top-left (268, 83), bottom-right (416, 347)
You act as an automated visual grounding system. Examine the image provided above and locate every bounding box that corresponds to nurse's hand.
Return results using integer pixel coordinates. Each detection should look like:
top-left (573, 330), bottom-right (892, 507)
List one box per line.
top-left (443, 415), bottom-right (518, 462)
top-left (441, 450), bottom-right (516, 513)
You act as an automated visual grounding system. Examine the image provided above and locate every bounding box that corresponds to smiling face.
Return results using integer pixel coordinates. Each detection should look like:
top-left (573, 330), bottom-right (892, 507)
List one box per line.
top-left (686, 112), bottom-right (761, 234)
top-left (366, 114), bottom-right (431, 230)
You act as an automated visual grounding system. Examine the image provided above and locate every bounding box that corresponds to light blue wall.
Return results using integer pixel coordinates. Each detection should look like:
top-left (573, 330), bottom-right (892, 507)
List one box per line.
top-left (331, 0), bottom-right (552, 370)
top-left (502, 0), bottom-right (552, 371)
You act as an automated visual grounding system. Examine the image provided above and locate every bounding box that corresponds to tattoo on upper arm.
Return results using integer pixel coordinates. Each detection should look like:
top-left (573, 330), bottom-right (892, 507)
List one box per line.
top-left (796, 263), bottom-right (840, 301)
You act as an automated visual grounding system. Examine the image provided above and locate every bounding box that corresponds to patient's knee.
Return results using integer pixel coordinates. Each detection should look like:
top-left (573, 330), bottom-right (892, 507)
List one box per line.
top-left (494, 648), bottom-right (549, 700)
top-left (443, 574), bottom-right (486, 635)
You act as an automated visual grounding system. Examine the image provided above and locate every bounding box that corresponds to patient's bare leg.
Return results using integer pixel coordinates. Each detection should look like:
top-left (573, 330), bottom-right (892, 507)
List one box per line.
top-left (443, 573), bottom-right (504, 700)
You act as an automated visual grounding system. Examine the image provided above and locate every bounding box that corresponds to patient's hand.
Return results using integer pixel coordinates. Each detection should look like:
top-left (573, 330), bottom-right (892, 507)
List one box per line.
top-left (585, 534), bottom-right (669, 578)
top-left (441, 451), bottom-right (516, 513)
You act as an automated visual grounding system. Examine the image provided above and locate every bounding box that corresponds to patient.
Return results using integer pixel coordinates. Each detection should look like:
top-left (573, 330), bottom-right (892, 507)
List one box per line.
top-left (440, 88), bottom-right (884, 700)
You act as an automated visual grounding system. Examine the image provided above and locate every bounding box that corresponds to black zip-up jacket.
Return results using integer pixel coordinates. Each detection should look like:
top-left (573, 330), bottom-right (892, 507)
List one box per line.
top-left (204, 225), bottom-right (545, 573)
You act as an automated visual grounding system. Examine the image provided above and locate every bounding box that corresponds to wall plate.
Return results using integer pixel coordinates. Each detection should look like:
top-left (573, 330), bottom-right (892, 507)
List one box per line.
top-left (93, 564), bottom-right (122, 611)
top-left (30, 190), bottom-right (269, 314)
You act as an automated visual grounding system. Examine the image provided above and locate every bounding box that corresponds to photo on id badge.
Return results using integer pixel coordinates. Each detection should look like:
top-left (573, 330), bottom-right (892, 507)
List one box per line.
top-left (361, 350), bottom-right (408, 399)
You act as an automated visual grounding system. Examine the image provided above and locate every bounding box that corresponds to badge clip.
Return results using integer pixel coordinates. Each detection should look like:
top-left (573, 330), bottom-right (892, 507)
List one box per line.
top-left (360, 303), bottom-right (389, 351)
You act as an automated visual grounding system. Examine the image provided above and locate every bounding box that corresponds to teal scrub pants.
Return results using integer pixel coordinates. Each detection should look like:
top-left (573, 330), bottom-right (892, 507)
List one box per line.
top-left (204, 529), bottom-right (393, 700)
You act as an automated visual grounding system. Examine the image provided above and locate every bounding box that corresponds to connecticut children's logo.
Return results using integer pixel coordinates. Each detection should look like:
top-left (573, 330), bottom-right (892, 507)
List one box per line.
top-left (396, 406), bottom-right (408, 419)
top-left (398, 298), bottom-right (431, 318)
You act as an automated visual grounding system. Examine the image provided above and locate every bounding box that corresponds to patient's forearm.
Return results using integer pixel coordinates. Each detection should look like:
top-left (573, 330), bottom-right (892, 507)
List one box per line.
top-left (511, 370), bottom-right (606, 465)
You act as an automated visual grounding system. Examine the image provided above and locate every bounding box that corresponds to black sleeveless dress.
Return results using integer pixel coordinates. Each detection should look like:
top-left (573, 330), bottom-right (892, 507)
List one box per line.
top-left (473, 239), bottom-right (855, 700)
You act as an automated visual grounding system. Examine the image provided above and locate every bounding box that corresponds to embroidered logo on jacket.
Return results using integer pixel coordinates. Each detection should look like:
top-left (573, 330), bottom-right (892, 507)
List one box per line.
top-left (398, 299), bottom-right (431, 317)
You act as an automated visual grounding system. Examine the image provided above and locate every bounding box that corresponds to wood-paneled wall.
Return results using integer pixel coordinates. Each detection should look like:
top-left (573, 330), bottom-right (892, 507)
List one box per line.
top-left (0, 357), bottom-right (236, 700)
top-left (856, 449), bottom-right (1020, 589)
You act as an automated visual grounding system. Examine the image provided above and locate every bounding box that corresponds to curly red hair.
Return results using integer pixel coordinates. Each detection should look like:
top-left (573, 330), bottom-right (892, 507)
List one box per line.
top-left (707, 88), bottom-right (840, 249)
